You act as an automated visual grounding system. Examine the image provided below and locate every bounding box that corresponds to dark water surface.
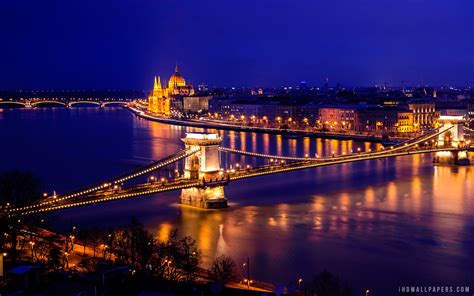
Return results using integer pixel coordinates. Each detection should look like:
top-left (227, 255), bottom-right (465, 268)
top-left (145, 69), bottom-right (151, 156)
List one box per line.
top-left (1, 108), bottom-right (473, 295)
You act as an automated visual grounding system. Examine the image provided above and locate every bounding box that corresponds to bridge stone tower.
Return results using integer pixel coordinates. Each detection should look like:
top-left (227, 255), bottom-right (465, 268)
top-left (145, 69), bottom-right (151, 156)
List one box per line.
top-left (434, 116), bottom-right (470, 165)
top-left (180, 133), bottom-right (228, 209)
top-left (437, 116), bottom-right (465, 147)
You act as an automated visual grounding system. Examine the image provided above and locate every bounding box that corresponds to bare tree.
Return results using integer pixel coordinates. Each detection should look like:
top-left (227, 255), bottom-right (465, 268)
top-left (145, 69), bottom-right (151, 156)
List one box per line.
top-left (0, 170), bottom-right (41, 262)
top-left (211, 254), bottom-right (237, 285)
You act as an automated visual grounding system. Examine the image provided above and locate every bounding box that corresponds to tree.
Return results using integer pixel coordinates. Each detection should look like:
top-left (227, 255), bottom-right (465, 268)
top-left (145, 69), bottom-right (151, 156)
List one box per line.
top-left (211, 255), bottom-right (237, 285)
top-left (148, 229), bottom-right (201, 282)
top-left (0, 170), bottom-right (41, 262)
top-left (0, 170), bottom-right (41, 205)
top-left (89, 228), bottom-right (103, 258)
top-left (77, 228), bottom-right (90, 256)
top-left (178, 235), bottom-right (200, 282)
top-left (313, 270), bottom-right (339, 296)
top-left (48, 248), bottom-right (61, 271)
top-left (77, 257), bottom-right (100, 273)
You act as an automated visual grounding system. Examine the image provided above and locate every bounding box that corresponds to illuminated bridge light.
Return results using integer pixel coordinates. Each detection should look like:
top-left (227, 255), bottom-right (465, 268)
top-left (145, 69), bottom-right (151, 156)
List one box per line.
top-left (11, 130), bottom-right (450, 216)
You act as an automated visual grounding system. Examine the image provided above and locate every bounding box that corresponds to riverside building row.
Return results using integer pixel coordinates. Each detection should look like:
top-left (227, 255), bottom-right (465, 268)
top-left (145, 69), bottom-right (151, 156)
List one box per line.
top-left (207, 100), bottom-right (454, 136)
top-left (144, 66), bottom-right (473, 135)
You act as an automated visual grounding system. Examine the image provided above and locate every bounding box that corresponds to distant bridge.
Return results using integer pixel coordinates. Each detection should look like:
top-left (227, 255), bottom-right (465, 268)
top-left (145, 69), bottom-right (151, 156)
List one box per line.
top-left (0, 98), bottom-right (130, 108)
top-left (6, 120), bottom-right (471, 216)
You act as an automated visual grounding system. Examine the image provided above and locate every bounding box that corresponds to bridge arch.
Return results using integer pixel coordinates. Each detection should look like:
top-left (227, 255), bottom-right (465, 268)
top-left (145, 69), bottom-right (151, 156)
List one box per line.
top-left (102, 101), bottom-right (127, 106)
top-left (31, 101), bottom-right (67, 107)
top-left (68, 101), bottom-right (101, 107)
top-left (0, 101), bottom-right (27, 107)
top-left (187, 154), bottom-right (200, 179)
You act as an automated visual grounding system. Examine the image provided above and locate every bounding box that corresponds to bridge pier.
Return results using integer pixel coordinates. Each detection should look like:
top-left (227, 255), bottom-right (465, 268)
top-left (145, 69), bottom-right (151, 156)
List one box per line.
top-left (433, 150), bottom-right (470, 165)
top-left (180, 133), bottom-right (228, 209)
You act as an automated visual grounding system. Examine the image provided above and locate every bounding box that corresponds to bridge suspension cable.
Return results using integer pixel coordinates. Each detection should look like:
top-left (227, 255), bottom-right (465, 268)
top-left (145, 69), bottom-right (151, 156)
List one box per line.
top-left (219, 126), bottom-right (451, 163)
top-left (9, 147), bottom-right (200, 214)
top-left (14, 179), bottom-right (201, 216)
top-left (219, 147), bottom-right (323, 161)
top-left (464, 126), bottom-right (474, 133)
top-left (228, 146), bottom-right (461, 182)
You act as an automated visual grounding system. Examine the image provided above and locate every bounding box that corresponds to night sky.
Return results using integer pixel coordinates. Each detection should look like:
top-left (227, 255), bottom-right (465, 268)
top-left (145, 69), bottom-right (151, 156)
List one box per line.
top-left (1, 0), bottom-right (473, 89)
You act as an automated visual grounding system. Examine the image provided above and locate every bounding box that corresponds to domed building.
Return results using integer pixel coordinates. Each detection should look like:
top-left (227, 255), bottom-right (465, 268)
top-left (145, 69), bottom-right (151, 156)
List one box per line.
top-left (148, 64), bottom-right (195, 116)
top-left (168, 65), bottom-right (186, 89)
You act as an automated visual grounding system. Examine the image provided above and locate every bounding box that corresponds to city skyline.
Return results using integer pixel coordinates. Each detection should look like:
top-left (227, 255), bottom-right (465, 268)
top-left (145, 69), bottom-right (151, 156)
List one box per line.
top-left (1, 0), bottom-right (473, 89)
top-left (1, 1), bottom-right (473, 293)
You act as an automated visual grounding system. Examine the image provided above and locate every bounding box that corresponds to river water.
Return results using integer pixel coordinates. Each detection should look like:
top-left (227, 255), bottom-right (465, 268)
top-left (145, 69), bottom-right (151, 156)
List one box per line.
top-left (1, 107), bottom-right (473, 295)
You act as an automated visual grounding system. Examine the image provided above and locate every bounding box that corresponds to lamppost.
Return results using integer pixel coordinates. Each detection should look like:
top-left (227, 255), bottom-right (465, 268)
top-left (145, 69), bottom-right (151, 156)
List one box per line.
top-left (1, 252), bottom-right (7, 282)
top-left (243, 257), bottom-right (250, 290)
top-left (70, 235), bottom-right (75, 251)
top-left (366, 289), bottom-right (370, 296)
top-left (298, 278), bottom-right (303, 290)
top-left (29, 241), bottom-right (35, 258)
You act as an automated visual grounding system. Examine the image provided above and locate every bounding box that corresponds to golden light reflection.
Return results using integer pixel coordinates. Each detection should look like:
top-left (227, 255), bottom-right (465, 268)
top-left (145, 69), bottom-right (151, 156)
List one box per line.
top-left (410, 176), bottom-right (422, 213)
top-left (251, 132), bottom-right (257, 152)
top-left (365, 187), bottom-right (375, 208)
top-left (229, 130), bottom-right (236, 148)
top-left (145, 121), bottom-right (183, 160)
top-left (289, 138), bottom-right (296, 156)
top-left (386, 181), bottom-right (397, 211)
top-left (312, 196), bottom-right (325, 212)
top-left (412, 153), bottom-right (420, 175)
top-left (316, 138), bottom-right (323, 157)
top-left (339, 192), bottom-right (350, 211)
top-left (157, 223), bottom-right (172, 242)
top-left (303, 137), bottom-right (310, 157)
top-left (364, 142), bottom-right (371, 152)
top-left (276, 135), bottom-right (282, 156)
top-left (239, 131), bottom-right (246, 152)
top-left (432, 166), bottom-right (470, 215)
top-left (263, 133), bottom-right (270, 154)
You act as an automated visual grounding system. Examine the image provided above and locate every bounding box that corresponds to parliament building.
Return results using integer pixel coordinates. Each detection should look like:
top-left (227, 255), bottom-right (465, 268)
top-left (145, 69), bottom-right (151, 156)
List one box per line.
top-left (147, 64), bottom-right (195, 115)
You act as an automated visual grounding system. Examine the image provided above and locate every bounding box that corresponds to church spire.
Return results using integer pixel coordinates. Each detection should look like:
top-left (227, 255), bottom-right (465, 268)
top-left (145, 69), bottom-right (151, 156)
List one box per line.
top-left (175, 62), bottom-right (179, 73)
top-left (156, 76), bottom-right (162, 90)
top-left (153, 76), bottom-right (162, 91)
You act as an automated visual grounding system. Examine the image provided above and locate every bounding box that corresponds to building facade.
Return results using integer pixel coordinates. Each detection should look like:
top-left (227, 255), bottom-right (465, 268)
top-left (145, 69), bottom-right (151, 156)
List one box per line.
top-left (318, 105), bottom-right (359, 131)
top-left (468, 101), bottom-right (474, 129)
top-left (408, 101), bottom-right (439, 131)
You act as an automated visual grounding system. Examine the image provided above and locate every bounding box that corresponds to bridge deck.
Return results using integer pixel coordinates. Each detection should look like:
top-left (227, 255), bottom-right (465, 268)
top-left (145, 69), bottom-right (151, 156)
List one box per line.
top-left (6, 124), bottom-right (470, 216)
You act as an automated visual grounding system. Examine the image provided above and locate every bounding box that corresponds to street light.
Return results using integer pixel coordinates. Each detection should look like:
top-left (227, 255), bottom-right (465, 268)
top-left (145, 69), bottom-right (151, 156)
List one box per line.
top-left (298, 278), bottom-right (303, 290)
top-left (366, 289), bottom-right (370, 296)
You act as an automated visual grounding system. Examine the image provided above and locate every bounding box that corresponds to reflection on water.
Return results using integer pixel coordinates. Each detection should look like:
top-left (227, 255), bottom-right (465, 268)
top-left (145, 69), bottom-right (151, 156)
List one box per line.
top-left (1, 108), bottom-right (473, 295)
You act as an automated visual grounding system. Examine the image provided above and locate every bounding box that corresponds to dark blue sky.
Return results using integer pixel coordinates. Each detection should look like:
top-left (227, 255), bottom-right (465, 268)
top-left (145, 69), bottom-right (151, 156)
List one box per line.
top-left (1, 0), bottom-right (473, 89)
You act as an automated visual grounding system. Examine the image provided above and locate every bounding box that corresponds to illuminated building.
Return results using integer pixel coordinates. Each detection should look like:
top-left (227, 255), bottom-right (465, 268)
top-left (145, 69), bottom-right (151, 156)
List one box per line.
top-left (356, 107), bottom-right (415, 135)
top-left (468, 101), bottom-right (474, 128)
top-left (396, 111), bottom-right (414, 133)
top-left (408, 100), bottom-right (439, 131)
top-left (147, 64), bottom-right (195, 115)
top-left (318, 105), bottom-right (359, 131)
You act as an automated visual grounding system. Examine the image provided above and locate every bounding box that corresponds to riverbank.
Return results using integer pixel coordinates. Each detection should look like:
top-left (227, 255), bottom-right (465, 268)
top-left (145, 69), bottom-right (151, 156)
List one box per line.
top-left (127, 105), bottom-right (405, 143)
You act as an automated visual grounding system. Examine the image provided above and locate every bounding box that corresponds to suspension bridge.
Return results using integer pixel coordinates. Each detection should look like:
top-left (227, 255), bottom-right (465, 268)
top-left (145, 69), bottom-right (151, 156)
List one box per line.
top-left (5, 118), bottom-right (471, 216)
